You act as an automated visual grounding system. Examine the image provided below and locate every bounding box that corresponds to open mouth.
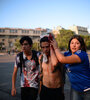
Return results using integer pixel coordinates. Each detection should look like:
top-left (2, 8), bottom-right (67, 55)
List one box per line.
top-left (72, 48), bottom-right (76, 50)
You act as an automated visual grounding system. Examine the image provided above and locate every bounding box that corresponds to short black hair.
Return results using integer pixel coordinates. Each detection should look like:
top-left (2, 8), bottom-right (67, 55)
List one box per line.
top-left (20, 36), bottom-right (33, 45)
top-left (40, 37), bottom-right (49, 44)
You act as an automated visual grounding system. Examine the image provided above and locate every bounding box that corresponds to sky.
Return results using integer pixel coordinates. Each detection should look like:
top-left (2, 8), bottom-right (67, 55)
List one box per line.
top-left (0, 0), bottom-right (90, 31)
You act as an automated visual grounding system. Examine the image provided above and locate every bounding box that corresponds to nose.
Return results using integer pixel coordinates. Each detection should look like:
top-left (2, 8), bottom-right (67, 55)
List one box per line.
top-left (43, 46), bottom-right (49, 51)
top-left (22, 44), bottom-right (25, 47)
top-left (22, 45), bottom-right (26, 49)
top-left (73, 43), bottom-right (76, 47)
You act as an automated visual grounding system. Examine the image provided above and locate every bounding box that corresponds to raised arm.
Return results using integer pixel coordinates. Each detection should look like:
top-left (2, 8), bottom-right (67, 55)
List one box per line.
top-left (51, 40), bottom-right (81, 64)
top-left (50, 45), bottom-right (58, 66)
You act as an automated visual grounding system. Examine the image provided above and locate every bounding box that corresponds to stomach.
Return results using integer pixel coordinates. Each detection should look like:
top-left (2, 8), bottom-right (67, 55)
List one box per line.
top-left (43, 73), bottom-right (62, 88)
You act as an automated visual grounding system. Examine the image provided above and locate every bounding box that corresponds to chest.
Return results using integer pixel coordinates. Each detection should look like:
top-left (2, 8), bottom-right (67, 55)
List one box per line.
top-left (42, 61), bottom-right (56, 73)
top-left (23, 60), bottom-right (37, 71)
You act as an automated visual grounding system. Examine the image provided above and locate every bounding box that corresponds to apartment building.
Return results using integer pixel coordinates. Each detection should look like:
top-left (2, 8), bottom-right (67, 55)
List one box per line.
top-left (53, 25), bottom-right (89, 36)
top-left (69, 25), bottom-right (89, 35)
top-left (0, 27), bottom-right (47, 51)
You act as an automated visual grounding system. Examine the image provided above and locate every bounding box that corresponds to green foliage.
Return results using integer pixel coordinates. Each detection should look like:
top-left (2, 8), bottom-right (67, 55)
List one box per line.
top-left (32, 42), bottom-right (40, 51)
top-left (56, 29), bottom-right (90, 50)
top-left (14, 31), bottom-right (90, 52)
top-left (56, 29), bottom-right (74, 50)
top-left (80, 35), bottom-right (90, 49)
top-left (14, 39), bottom-right (21, 51)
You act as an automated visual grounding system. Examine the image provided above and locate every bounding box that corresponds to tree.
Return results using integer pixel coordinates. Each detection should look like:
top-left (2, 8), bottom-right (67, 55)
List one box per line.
top-left (32, 42), bottom-right (41, 51)
top-left (56, 29), bottom-right (74, 50)
top-left (14, 39), bottom-right (21, 52)
top-left (80, 35), bottom-right (90, 50)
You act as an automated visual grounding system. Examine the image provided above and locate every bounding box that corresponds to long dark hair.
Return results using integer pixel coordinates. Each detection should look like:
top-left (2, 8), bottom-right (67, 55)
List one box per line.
top-left (68, 35), bottom-right (86, 52)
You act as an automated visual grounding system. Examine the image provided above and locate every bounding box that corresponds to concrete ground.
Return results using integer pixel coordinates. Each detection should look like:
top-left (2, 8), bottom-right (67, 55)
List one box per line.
top-left (0, 51), bottom-right (90, 100)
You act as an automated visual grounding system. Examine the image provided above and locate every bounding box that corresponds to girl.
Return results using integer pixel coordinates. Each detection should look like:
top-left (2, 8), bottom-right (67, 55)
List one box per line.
top-left (51, 35), bottom-right (90, 100)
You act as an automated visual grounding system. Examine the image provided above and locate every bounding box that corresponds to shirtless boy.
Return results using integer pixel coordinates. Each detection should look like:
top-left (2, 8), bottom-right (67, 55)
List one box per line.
top-left (39, 34), bottom-right (64, 100)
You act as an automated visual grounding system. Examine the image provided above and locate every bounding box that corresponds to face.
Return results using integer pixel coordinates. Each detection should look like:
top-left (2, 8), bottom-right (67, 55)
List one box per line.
top-left (21, 40), bottom-right (31, 53)
top-left (70, 38), bottom-right (81, 54)
top-left (40, 42), bottom-right (50, 56)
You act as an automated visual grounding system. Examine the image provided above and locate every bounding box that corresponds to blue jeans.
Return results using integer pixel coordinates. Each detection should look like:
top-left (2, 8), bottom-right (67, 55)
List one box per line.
top-left (70, 88), bottom-right (90, 100)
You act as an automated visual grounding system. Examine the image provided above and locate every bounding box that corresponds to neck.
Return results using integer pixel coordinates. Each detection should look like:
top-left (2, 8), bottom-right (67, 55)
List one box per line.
top-left (24, 50), bottom-right (32, 56)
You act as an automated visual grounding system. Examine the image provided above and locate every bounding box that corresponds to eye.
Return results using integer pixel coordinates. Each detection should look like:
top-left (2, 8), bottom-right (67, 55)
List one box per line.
top-left (41, 46), bottom-right (49, 48)
top-left (22, 43), bottom-right (29, 46)
top-left (76, 42), bottom-right (80, 44)
top-left (71, 42), bottom-right (74, 44)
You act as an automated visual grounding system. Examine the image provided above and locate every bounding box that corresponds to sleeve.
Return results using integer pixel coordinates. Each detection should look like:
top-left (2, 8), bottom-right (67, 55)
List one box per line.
top-left (14, 55), bottom-right (20, 68)
top-left (37, 51), bottom-right (41, 58)
top-left (74, 50), bottom-right (85, 62)
top-left (64, 51), bottom-right (69, 56)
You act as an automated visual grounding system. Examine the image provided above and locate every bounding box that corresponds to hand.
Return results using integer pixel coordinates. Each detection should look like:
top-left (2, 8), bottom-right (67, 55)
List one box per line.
top-left (11, 88), bottom-right (16, 96)
top-left (50, 39), bottom-right (58, 50)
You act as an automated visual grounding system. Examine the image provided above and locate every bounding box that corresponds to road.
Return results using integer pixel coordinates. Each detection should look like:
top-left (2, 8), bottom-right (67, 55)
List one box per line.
top-left (0, 52), bottom-right (90, 100)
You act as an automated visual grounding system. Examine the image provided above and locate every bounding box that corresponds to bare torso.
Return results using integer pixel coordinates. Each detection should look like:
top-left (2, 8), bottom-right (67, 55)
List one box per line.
top-left (42, 58), bottom-right (62, 88)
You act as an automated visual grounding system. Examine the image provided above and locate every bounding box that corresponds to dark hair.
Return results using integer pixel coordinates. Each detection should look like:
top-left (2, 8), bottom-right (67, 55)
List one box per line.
top-left (40, 37), bottom-right (49, 44)
top-left (68, 35), bottom-right (86, 52)
top-left (20, 36), bottom-right (33, 45)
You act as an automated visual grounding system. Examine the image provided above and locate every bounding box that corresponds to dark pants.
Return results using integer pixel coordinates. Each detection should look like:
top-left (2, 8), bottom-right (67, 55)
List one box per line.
top-left (40, 85), bottom-right (65, 100)
top-left (21, 87), bottom-right (38, 100)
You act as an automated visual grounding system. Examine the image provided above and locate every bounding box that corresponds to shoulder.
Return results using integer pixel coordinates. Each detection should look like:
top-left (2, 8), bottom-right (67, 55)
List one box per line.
top-left (64, 51), bottom-right (71, 56)
top-left (74, 50), bottom-right (88, 62)
top-left (38, 54), bottom-right (43, 64)
top-left (39, 54), bottom-right (43, 60)
top-left (32, 50), bottom-right (41, 57)
top-left (17, 52), bottom-right (23, 57)
top-left (15, 52), bottom-right (23, 62)
top-left (75, 50), bottom-right (86, 55)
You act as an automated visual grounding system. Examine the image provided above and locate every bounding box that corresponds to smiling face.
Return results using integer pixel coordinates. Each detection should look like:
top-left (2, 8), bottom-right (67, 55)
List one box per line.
top-left (70, 38), bottom-right (81, 54)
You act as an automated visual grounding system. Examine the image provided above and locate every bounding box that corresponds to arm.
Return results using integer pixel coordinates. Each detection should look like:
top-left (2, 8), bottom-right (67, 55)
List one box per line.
top-left (11, 66), bottom-right (18, 96)
top-left (50, 45), bottom-right (59, 66)
top-left (55, 49), bottom-right (81, 64)
top-left (51, 40), bottom-right (81, 64)
top-left (38, 55), bottom-right (43, 94)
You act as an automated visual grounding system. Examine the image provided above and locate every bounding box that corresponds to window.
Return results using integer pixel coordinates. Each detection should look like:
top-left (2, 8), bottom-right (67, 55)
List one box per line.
top-left (10, 30), bottom-right (17, 33)
top-left (37, 31), bottom-right (40, 34)
top-left (22, 30), bottom-right (26, 33)
top-left (0, 29), bottom-right (5, 32)
top-left (33, 30), bottom-right (35, 34)
top-left (29, 30), bottom-right (33, 34)
top-left (22, 30), bottom-right (29, 33)
top-left (2, 39), bottom-right (5, 41)
top-left (27, 30), bottom-right (29, 33)
top-left (9, 35), bottom-right (17, 38)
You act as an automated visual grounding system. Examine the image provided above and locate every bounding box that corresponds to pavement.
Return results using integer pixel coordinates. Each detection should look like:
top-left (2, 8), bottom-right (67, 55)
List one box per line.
top-left (0, 51), bottom-right (90, 100)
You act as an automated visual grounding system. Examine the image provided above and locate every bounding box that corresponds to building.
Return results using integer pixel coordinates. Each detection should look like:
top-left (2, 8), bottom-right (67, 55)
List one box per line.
top-left (69, 25), bottom-right (89, 35)
top-left (0, 27), bottom-right (47, 51)
top-left (53, 26), bottom-right (64, 37)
